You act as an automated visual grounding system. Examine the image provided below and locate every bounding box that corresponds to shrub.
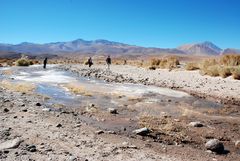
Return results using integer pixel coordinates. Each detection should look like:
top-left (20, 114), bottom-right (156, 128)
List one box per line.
top-left (148, 56), bottom-right (180, 70)
top-left (16, 58), bottom-right (30, 66)
top-left (220, 54), bottom-right (240, 66)
top-left (205, 65), bottom-right (220, 77)
top-left (29, 60), bottom-right (34, 65)
top-left (219, 66), bottom-right (232, 78)
top-left (159, 59), bottom-right (167, 68)
top-left (185, 62), bottom-right (200, 70)
top-left (150, 58), bottom-right (161, 66)
top-left (232, 67), bottom-right (240, 80)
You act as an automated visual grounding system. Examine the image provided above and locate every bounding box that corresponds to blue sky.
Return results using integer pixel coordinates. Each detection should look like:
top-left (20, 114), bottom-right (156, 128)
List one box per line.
top-left (0, 0), bottom-right (240, 48)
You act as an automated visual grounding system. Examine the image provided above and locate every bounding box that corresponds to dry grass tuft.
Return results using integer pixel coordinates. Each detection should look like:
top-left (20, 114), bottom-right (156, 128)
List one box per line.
top-left (232, 67), bottom-right (240, 80)
top-left (64, 83), bottom-right (92, 96)
top-left (15, 58), bottom-right (30, 66)
top-left (201, 65), bottom-right (220, 77)
top-left (148, 56), bottom-right (180, 70)
top-left (220, 54), bottom-right (240, 66)
top-left (218, 66), bottom-right (232, 78)
top-left (1, 70), bottom-right (14, 75)
top-left (185, 55), bottom-right (240, 80)
top-left (0, 81), bottom-right (35, 93)
top-left (185, 62), bottom-right (200, 70)
top-left (139, 115), bottom-right (185, 134)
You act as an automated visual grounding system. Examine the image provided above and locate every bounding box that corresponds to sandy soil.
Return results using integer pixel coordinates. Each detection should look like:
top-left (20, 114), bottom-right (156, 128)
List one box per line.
top-left (61, 64), bottom-right (240, 105)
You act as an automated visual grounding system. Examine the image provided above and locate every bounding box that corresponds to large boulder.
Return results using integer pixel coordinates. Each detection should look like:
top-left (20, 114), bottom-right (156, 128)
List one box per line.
top-left (205, 139), bottom-right (224, 153)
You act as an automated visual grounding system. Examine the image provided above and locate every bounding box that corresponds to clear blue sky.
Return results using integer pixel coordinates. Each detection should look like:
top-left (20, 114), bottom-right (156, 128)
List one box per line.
top-left (0, 0), bottom-right (240, 48)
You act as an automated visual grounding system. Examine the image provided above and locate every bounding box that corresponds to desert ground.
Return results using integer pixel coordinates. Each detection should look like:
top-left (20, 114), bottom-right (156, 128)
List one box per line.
top-left (0, 61), bottom-right (240, 161)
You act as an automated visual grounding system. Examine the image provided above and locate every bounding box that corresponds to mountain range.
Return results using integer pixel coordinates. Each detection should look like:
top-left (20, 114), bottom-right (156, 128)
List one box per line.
top-left (0, 39), bottom-right (239, 57)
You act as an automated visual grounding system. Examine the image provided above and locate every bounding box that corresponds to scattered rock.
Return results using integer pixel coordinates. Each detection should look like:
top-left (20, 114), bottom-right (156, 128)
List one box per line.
top-left (56, 123), bottom-right (62, 128)
top-left (88, 103), bottom-right (95, 107)
top-left (108, 108), bottom-right (117, 114)
top-left (85, 105), bottom-right (97, 112)
top-left (74, 124), bottom-right (81, 128)
top-left (42, 108), bottom-right (51, 112)
top-left (189, 121), bottom-right (203, 127)
top-left (36, 102), bottom-right (41, 106)
top-left (106, 131), bottom-right (116, 134)
top-left (133, 127), bottom-right (150, 136)
top-left (68, 155), bottom-right (77, 161)
top-left (122, 141), bottom-right (129, 146)
top-left (0, 137), bottom-right (22, 150)
top-left (95, 130), bottom-right (104, 135)
top-left (22, 109), bottom-right (28, 112)
top-left (235, 140), bottom-right (240, 148)
top-left (26, 145), bottom-right (37, 152)
top-left (121, 142), bottom-right (137, 149)
top-left (205, 139), bottom-right (224, 153)
top-left (174, 119), bottom-right (180, 122)
top-left (3, 108), bottom-right (9, 113)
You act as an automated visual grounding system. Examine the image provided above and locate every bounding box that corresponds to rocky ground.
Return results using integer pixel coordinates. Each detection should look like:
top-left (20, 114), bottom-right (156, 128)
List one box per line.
top-left (60, 64), bottom-right (240, 105)
top-left (0, 65), bottom-right (240, 161)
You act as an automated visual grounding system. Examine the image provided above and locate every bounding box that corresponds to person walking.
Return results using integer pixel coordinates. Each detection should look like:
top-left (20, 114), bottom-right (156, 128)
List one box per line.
top-left (43, 57), bottom-right (48, 69)
top-left (87, 57), bottom-right (93, 67)
top-left (106, 55), bottom-right (111, 70)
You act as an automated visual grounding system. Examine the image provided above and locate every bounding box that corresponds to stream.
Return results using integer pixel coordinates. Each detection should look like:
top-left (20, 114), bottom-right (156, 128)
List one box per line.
top-left (1, 65), bottom-right (237, 132)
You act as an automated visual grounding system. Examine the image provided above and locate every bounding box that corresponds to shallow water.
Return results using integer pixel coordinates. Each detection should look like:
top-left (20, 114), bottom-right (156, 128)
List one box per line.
top-left (0, 65), bottom-right (227, 118)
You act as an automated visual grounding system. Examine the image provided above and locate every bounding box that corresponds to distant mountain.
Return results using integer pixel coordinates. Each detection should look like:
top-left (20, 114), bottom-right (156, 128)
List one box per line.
top-left (0, 51), bottom-right (21, 59)
top-left (0, 39), bottom-right (185, 55)
top-left (177, 41), bottom-right (222, 55)
top-left (0, 39), bottom-right (239, 56)
top-left (222, 48), bottom-right (240, 55)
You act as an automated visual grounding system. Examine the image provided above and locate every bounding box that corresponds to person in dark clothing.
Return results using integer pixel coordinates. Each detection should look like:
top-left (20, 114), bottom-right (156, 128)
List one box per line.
top-left (43, 58), bottom-right (48, 69)
top-left (106, 56), bottom-right (111, 70)
top-left (87, 57), bottom-right (93, 67)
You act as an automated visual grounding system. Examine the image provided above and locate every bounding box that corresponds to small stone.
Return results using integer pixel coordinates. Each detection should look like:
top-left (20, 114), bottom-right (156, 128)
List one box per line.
top-left (74, 124), bottom-right (81, 128)
top-left (174, 119), bottom-right (180, 122)
top-left (3, 108), bottom-right (9, 113)
top-left (26, 145), bottom-right (37, 152)
top-left (95, 130), bottom-right (104, 135)
top-left (22, 109), bottom-right (28, 112)
top-left (88, 103), bottom-right (95, 107)
top-left (42, 108), bottom-right (51, 112)
top-left (108, 108), bottom-right (117, 114)
top-left (133, 127), bottom-right (150, 136)
top-left (68, 155), bottom-right (77, 161)
top-left (122, 142), bottom-right (129, 146)
top-left (107, 131), bottom-right (116, 134)
top-left (56, 123), bottom-right (62, 128)
top-left (45, 148), bottom-right (53, 152)
top-left (205, 139), bottom-right (224, 153)
top-left (235, 140), bottom-right (240, 148)
top-left (36, 103), bottom-right (41, 106)
top-left (189, 121), bottom-right (203, 127)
